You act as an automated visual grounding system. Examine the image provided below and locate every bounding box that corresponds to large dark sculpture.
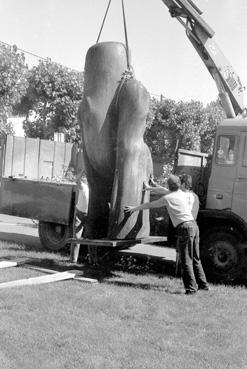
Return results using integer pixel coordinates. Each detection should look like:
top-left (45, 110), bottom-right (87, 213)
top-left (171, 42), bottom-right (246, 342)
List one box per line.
top-left (78, 42), bottom-right (153, 239)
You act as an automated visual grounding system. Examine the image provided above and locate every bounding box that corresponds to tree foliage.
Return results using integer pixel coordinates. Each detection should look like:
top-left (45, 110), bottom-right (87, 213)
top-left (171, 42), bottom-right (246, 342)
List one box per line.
top-left (202, 99), bottom-right (226, 153)
top-left (145, 97), bottom-right (226, 163)
top-left (0, 43), bottom-right (28, 134)
top-left (15, 59), bottom-right (83, 142)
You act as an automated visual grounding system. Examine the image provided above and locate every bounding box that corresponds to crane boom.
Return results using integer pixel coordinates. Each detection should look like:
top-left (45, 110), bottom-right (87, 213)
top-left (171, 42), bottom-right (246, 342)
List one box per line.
top-left (161, 0), bottom-right (246, 118)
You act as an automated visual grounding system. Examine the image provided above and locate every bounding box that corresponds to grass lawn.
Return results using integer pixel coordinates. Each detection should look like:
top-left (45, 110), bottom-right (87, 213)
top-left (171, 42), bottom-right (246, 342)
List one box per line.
top-left (0, 240), bottom-right (246, 369)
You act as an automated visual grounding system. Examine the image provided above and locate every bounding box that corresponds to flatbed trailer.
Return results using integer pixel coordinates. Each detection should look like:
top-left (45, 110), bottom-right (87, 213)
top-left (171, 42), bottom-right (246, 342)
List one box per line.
top-left (0, 135), bottom-right (78, 250)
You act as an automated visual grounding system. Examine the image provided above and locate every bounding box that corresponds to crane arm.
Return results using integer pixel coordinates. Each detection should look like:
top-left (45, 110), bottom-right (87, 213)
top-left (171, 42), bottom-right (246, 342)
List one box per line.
top-left (161, 0), bottom-right (246, 118)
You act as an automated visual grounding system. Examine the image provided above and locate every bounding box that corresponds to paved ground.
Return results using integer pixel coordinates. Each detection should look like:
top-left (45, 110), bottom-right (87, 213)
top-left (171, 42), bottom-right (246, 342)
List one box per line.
top-left (0, 214), bottom-right (176, 263)
top-left (0, 214), bottom-right (41, 249)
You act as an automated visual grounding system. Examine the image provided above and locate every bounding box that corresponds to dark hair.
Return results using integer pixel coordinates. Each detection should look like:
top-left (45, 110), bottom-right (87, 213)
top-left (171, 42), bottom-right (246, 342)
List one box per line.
top-left (180, 173), bottom-right (192, 190)
top-left (167, 175), bottom-right (180, 192)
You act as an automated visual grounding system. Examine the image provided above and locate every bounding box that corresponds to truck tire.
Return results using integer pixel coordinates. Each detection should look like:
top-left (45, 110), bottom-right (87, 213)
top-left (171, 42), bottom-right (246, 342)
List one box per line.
top-left (200, 228), bottom-right (242, 283)
top-left (38, 221), bottom-right (71, 251)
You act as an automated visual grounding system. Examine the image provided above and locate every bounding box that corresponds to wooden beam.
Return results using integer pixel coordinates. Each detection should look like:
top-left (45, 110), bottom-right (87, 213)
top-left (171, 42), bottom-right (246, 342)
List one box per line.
top-left (67, 236), bottom-right (167, 247)
top-left (74, 276), bottom-right (98, 284)
top-left (0, 271), bottom-right (76, 290)
top-left (0, 261), bottom-right (17, 269)
top-left (24, 265), bottom-right (98, 284)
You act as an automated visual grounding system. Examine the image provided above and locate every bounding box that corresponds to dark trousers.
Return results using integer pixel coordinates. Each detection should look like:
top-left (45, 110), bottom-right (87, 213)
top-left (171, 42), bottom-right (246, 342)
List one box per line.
top-left (177, 221), bottom-right (208, 293)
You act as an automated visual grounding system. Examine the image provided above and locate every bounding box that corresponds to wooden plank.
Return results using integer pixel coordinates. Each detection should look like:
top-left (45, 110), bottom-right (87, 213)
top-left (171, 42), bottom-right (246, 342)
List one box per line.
top-left (0, 272), bottom-right (76, 290)
top-left (39, 140), bottom-right (55, 179)
top-left (24, 265), bottom-right (98, 283)
top-left (53, 142), bottom-right (66, 177)
top-left (0, 257), bottom-right (33, 265)
top-left (74, 276), bottom-right (98, 284)
top-left (68, 236), bottom-right (167, 247)
top-left (139, 236), bottom-right (167, 244)
top-left (67, 238), bottom-right (138, 247)
top-left (3, 135), bottom-right (14, 177)
top-left (12, 136), bottom-right (25, 177)
top-left (24, 138), bottom-right (39, 179)
top-left (0, 261), bottom-right (17, 269)
top-left (64, 142), bottom-right (74, 172)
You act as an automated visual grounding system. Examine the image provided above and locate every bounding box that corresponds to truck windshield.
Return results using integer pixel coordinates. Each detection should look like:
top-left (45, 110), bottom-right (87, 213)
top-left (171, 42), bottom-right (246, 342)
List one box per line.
top-left (216, 135), bottom-right (236, 165)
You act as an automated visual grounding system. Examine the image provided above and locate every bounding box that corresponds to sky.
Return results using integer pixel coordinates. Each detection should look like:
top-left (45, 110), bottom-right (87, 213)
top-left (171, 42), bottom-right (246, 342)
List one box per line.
top-left (1, 0), bottom-right (247, 106)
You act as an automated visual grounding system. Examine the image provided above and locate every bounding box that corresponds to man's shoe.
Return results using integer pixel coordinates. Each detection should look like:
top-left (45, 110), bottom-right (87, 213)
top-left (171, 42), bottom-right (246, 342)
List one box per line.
top-left (198, 286), bottom-right (210, 291)
top-left (185, 290), bottom-right (197, 295)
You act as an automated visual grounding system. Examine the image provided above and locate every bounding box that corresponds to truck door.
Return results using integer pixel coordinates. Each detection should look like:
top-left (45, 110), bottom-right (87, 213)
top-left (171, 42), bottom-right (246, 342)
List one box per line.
top-left (232, 133), bottom-right (247, 223)
top-left (206, 133), bottom-right (238, 210)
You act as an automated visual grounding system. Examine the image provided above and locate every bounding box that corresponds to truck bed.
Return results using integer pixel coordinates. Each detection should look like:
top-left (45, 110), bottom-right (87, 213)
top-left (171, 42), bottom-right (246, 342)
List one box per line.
top-left (0, 177), bottom-right (76, 225)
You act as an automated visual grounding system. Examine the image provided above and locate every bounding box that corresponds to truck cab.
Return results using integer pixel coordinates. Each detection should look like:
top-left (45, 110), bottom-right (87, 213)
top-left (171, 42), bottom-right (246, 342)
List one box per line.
top-left (207, 118), bottom-right (247, 223)
top-left (195, 119), bottom-right (247, 283)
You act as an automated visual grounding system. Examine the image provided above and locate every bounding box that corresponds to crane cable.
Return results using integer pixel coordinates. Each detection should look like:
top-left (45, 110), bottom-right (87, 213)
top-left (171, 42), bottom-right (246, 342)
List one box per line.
top-left (96, 0), bottom-right (132, 71)
top-left (96, 0), bottom-right (112, 44)
top-left (121, 0), bottom-right (131, 71)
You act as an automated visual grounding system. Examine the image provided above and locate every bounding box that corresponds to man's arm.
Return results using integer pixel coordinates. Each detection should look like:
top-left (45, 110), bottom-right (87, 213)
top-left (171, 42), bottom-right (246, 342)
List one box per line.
top-left (124, 197), bottom-right (166, 215)
top-left (143, 179), bottom-right (170, 195)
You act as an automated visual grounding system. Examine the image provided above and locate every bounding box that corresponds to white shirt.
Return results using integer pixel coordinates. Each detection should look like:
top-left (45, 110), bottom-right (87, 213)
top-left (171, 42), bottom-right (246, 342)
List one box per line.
top-left (76, 182), bottom-right (89, 213)
top-left (184, 191), bottom-right (199, 220)
top-left (161, 189), bottom-right (194, 228)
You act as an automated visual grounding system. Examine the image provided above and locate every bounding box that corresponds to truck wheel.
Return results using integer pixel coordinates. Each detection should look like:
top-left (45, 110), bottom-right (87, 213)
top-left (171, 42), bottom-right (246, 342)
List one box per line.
top-left (38, 221), bottom-right (71, 251)
top-left (200, 228), bottom-right (242, 283)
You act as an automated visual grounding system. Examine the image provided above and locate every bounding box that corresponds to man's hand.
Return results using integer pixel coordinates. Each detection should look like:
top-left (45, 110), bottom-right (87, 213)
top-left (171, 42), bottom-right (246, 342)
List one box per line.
top-left (124, 206), bottom-right (136, 215)
top-left (143, 181), bottom-right (152, 191)
top-left (149, 175), bottom-right (157, 187)
top-left (143, 175), bottom-right (158, 192)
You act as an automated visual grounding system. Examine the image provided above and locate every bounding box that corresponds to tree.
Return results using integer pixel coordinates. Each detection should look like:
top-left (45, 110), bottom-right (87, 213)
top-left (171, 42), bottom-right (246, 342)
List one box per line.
top-left (201, 99), bottom-right (226, 153)
top-left (0, 43), bottom-right (28, 134)
top-left (145, 97), bottom-right (226, 179)
top-left (145, 98), bottom-right (206, 159)
top-left (16, 59), bottom-right (84, 142)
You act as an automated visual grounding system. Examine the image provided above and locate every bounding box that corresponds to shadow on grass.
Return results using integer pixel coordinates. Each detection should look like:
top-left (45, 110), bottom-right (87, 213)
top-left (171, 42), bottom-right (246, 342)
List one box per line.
top-left (0, 228), bottom-right (178, 283)
top-left (4, 256), bottom-right (184, 294)
top-left (103, 280), bottom-right (184, 294)
top-left (1, 229), bottom-right (246, 289)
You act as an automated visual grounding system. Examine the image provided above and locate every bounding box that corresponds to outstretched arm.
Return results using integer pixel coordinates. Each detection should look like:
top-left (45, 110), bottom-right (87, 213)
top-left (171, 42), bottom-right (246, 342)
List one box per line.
top-left (124, 197), bottom-right (166, 215)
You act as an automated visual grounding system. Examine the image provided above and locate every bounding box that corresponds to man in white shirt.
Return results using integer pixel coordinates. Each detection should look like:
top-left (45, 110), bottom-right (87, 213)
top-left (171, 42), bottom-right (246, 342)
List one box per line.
top-left (124, 175), bottom-right (209, 294)
top-left (180, 173), bottom-right (199, 220)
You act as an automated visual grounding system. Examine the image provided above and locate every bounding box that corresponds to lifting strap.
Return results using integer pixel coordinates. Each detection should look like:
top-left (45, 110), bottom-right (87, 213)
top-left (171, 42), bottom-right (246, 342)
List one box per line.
top-left (96, 0), bottom-right (132, 71)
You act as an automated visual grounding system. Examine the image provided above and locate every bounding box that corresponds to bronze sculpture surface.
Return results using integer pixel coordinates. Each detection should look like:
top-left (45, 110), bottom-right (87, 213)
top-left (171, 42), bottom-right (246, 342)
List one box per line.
top-left (78, 41), bottom-right (153, 239)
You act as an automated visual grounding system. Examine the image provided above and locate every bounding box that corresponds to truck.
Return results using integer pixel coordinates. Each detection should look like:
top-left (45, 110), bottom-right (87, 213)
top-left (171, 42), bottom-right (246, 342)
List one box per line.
top-left (160, 0), bottom-right (247, 282)
top-left (0, 134), bottom-right (80, 251)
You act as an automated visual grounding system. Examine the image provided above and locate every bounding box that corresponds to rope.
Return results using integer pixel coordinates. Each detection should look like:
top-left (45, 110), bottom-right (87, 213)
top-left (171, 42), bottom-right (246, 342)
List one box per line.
top-left (121, 0), bottom-right (131, 70)
top-left (96, 0), bottom-right (134, 108)
top-left (114, 68), bottom-right (134, 108)
top-left (96, 0), bottom-right (132, 72)
top-left (96, 0), bottom-right (112, 43)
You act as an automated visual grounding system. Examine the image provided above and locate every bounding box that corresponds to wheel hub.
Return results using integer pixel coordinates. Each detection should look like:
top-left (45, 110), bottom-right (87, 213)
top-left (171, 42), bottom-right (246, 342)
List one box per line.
top-left (210, 241), bottom-right (237, 271)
